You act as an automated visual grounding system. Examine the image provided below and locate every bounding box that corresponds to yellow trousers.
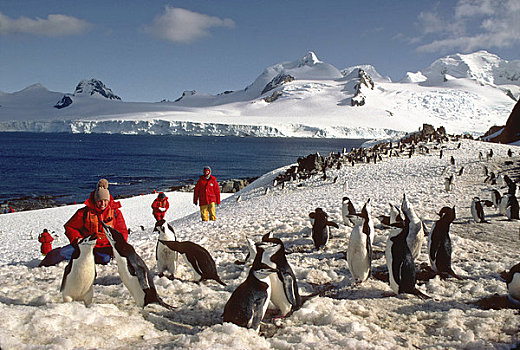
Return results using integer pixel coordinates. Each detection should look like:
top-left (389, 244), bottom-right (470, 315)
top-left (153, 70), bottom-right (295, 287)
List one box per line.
top-left (200, 203), bottom-right (216, 221)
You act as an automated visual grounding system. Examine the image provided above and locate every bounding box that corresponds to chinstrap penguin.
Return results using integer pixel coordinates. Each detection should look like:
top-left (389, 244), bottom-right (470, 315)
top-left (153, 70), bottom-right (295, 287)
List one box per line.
top-left (505, 263), bottom-right (520, 306)
top-left (101, 222), bottom-right (174, 309)
top-left (60, 234), bottom-right (98, 306)
top-left (309, 208), bottom-right (339, 250)
top-left (470, 197), bottom-right (487, 223)
top-left (428, 206), bottom-right (462, 280)
top-left (346, 201), bottom-right (372, 284)
top-left (154, 220), bottom-right (178, 279)
top-left (401, 194), bottom-right (424, 260)
top-left (341, 197), bottom-right (357, 227)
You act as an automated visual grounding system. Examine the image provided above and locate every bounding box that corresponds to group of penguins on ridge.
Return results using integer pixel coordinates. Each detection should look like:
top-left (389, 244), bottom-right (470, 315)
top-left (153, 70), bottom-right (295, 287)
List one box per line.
top-left (59, 144), bottom-right (520, 334)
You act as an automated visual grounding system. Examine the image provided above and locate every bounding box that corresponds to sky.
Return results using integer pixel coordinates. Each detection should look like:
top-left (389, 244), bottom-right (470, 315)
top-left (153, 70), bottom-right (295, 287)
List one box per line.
top-left (1, 0), bottom-right (520, 102)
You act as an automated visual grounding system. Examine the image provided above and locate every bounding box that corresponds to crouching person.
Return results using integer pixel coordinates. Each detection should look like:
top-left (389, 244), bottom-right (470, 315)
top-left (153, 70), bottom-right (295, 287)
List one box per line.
top-left (39, 179), bottom-right (128, 267)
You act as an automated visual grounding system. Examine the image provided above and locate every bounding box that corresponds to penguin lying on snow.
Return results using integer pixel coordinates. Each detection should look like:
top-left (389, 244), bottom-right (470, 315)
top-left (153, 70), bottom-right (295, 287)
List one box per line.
top-left (505, 262), bottom-right (520, 306)
top-left (101, 222), bottom-right (175, 310)
top-left (346, 200), bottom-right (372, 284)
top-left (309, 208), bottom-right (339, 250)
top-left (154, 220), bottom-right (178, 279)
top-left (60, 234), bottom-right (98, 306)
top-left (428, 206), bottom-right (462, 280)
top-left (223, 260), bottom-right (278, 332)
top-left (258, 232), bottom-right (301, 316)
top-left (385, 216), bottom-right (429, 299)
top-left (158, 235), bottom-right (226, 286)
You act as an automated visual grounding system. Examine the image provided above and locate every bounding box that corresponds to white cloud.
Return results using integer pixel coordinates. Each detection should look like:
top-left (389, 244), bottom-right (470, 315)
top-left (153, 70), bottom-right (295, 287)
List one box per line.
top-left (143, 7), bottom-right (235, 43)
top-left (415, 0), bottom-right (520, 53)
top-left (0, 12), bottom-right (90, 36)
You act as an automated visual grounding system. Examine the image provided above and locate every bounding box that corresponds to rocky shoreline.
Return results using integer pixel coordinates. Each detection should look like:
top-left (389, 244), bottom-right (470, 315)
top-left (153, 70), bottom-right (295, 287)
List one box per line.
top-left (0, 177), bottom-right (259, 213)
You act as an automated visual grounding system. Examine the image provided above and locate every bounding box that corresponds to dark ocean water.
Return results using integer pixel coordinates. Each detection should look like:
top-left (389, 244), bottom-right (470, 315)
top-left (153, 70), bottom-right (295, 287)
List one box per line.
top-left (0, 132), bottom-right (366, 204)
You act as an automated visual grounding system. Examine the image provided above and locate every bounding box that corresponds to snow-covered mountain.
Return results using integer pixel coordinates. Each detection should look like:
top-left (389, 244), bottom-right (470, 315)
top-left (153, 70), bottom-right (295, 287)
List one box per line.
top-left (0, 50), bottom-right (519, 139)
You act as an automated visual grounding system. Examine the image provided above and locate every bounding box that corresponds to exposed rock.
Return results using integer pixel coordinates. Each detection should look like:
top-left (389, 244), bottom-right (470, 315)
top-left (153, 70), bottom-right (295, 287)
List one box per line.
top-left (350, 69), bottom-right (374, 107)
top-left (54, 95), bottom-right (73, 109)
top-left (174, 90), bottom-right (196, 102)
top-left (488, 100), bottom-right (520, 143)
top-left (264, 91), bottom-right (282, 103)
top-left (261, 74), bottom-right (294, 95)
top-left (74, 79), bottom-right (121, 100)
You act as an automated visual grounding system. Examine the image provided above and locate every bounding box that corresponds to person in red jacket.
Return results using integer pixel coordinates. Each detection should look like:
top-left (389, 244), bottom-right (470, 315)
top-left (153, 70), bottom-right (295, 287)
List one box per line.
top-left (193, 166), bottom-right (221, 221)
top-left (38, 229), bottom-right (54, 255)
top-left (39, 179), bottom-right (128, 266)
top-left (151, 192), bottom-right (169, 221)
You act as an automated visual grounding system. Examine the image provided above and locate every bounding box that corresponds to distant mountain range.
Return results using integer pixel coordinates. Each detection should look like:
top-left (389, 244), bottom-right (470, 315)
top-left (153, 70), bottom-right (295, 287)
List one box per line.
top-left (0, 50), bottom-right (519, 139)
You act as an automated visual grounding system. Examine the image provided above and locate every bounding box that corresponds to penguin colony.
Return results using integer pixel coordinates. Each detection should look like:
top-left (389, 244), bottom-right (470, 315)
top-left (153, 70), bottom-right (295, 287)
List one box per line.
top-left (55, 125), bottom-right (519, 337)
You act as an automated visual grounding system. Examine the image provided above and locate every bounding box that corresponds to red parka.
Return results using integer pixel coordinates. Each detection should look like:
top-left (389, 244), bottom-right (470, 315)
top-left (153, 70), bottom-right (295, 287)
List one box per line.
top-left (38, 230), bottom-right (54, 255)
top-left (151, 196), bottom-right (169, 221)
top-left (64, 192), bottom-right (128, 248)
top-left (193, 175), bottom-right (221, 206)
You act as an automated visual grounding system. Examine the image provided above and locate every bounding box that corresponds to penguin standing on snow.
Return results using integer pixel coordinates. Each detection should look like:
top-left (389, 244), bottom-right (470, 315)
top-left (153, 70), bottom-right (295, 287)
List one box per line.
top-left (401, 194), bottom-right (424, 260)
top-left (101, 222), bottom-right (174, 309)
top-left (259, 233), bottom-right (301, 316)
top-left (505, 263), bottom-right (520, 306)
top-left (428, 206), bottom-right (462, 280)
top-left (309, 208), bottom-right (339, 250)
top-left (502, 194), bottom-right (520, 220)
top-left (341, 197), bottom-right (357, 227)
top-left (490, 190), bottom-right (502, 210)
top-left (154, 220), bottom-right (178, 279)
top-left (378, 203), bottom-right (403, 227)
top-left (60, 234), bottom-right (98, 306)
top-left (222, 259), bottom-right (278, 332)
top-left (385, 217), bottom-right (429, 299)
top-left (470, 197), bottom-right (487, 223)
top-left (346, 199), bottom-right (372, 284)
top-left (158, 238), bottom-right (226, 286)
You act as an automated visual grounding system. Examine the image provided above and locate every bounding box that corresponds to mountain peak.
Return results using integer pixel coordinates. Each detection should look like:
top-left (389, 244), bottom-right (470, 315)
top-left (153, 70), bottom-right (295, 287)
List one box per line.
top-left (74, 79), bottom-right (121, 100)
top-left (297, 51), bottom-right (321, 67)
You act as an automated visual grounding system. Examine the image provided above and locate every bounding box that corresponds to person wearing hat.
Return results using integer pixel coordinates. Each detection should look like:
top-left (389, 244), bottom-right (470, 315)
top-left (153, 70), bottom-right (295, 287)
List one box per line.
top-left (193, 166), bottom-right (221, 221)
top-left (39, 179), bottom-right (128, 267)
top-left (38, 229), bottom-right (54, 256)
top-left (151, 192), bottom-right (169, 221)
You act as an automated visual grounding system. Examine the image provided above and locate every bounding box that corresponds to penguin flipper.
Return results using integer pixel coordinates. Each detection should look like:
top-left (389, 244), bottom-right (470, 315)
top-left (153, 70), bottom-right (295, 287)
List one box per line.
top-left (186, 254), bottom-right (204, 278)
top-left (60, 260), bottom-right (74, 292)
top-left (250, 293), bottom-right (269, 330)
top-left (327, 221), bottom-right (339, 229)
top-left (281, 272), bottom-right (298, 308)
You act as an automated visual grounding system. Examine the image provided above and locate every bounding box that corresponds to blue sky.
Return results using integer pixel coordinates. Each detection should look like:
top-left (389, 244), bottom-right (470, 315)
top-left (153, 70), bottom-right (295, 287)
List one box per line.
top-left (1, 0), bottom-right (519, 102)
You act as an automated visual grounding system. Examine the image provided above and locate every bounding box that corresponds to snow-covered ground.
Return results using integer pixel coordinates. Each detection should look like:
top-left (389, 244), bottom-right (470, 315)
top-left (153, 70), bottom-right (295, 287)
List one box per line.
top-left (0, 138), bottom-right (519, 349)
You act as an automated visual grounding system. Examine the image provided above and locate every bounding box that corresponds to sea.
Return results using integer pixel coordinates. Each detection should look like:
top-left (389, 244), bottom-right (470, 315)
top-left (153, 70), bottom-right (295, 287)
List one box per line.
top-left (0, 132), bottom-right (366, 205)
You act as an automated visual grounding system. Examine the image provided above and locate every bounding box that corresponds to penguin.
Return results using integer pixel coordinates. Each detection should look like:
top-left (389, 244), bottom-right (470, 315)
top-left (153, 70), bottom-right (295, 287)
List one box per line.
top-left (378, 203), bottom-right (403, 227)
top-left (341, 197), bottom-right (357, 227)
top-left (260, 233), bottom-right (301, 315)
top-left (502, 194), bottom-right (520, 220)
top-left (236, 195), bottom-right (242, 203)
top-left (154, 220), bottom-right (178, 279)
top-left (444, 174), bottom-right (454, 192)
top-left (450, 156), bottom-right (455, 166)
top-left (428, 206), bottom-right (462, 280)
top-left (385, 218), bottom-right (429, 299)
top-left (235, 237), bottom-right (258, 266)
top-left (101, 222), bottom-right (174, 309)
top-left (60, 234), bottom-right (98, 306)
top-left (158, 239), bottom-right (226, 286)
top-left (360, 198), bottom-right (375, 244)
top-left (505, 263), bottom-right (520, 306)
top-left (222, 262), bottom-right (278, 332)
top-left (457, 167), bottom-right (464, 176)
top-left (346, 205), bottom-right (372, 284)
top-left (503, 175), bottom-right (517, 195)
top-left (508, 149), bottom-right (513, 157)
top-left (309, 208), bottom-right (339, 250)
top-left (470, 197), bottom-right (487, 223)
top-left (490, 189), bottom-right (502, 210)
top-left (401, 194), bottom-right (425, 260)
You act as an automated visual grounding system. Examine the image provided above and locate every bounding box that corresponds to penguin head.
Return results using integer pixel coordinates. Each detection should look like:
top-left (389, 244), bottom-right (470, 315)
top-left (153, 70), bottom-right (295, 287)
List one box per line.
top-left (347, 214), bottom-right (365, 227)
top-left (438, 206), bottom-right (456, 222)
top-left (153, 220), bottom-right (166, 233)
top-left (361, 198), bottom-right (371, 217)
top-left (78, 234), bottom-right (98, 246)
top-left (101, 222), bottom-right (124, 246)
top-left (342, 197), bottom-right (350, 203)
top-left (256, 241), bottom-right (281, 268)
top-left (252, 263), bottom-right (278, 280)
top-left (472, 197), bottom-right (481, 203)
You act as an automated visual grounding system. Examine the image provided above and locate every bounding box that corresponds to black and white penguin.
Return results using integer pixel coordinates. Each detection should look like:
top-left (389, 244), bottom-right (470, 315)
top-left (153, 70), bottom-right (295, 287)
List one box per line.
top-left (346, 204), bottom-right (372, 284)
top-left (101, 223), bottom-right (174, 309)
top-left (505, 263), bottom-right (520, 306)
top-left (309, 208), bottom-right (339, 250)
top-left (222, 262), bottom-right (278, 332)
top-left (428, 206), bottom-right (462, 280)
top-left (444, 174), bottom-right (454, 192)
top-left (154, 220), bottom-right (178, 279)
top-left (490, 189), bottom-right (502, 210)
top-left (502, 194), bottom-right (520, 220)
top-left (258, 233), bottom-right (301, 316)
top-left (158, 239), bottom-right (226, 286)
top-left (341, 197), bottom-right (357, 227)
top-left (60, 234), bottom-right (98, 306)
top-left (401, 194), bottom-right (424, 260)
top-left (385, 218), bottom-right (429, 299)
top-left (470, 197), bottom-right (487, 223)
